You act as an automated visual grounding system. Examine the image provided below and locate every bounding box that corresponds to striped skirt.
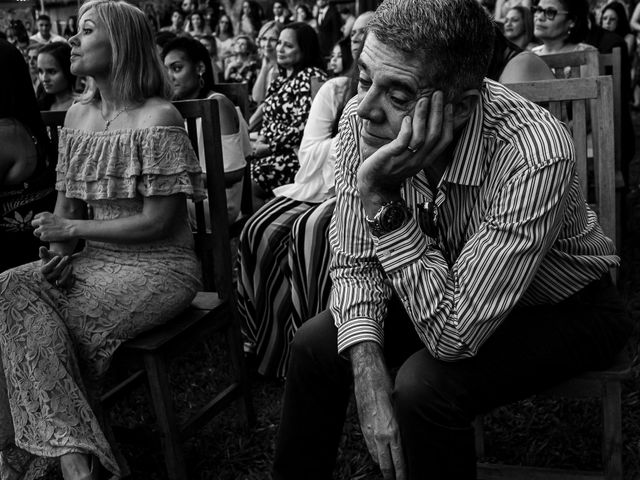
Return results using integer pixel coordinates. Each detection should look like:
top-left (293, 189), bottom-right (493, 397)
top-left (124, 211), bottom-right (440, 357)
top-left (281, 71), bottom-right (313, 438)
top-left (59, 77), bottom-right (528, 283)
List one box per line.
top-left (236, 195), bottom-right (335, 378)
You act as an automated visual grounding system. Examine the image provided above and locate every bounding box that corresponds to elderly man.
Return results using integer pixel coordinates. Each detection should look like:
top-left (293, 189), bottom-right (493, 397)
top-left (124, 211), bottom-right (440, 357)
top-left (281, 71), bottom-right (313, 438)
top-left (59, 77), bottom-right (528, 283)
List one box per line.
top-left (272, 0), bottom-right (633, 479)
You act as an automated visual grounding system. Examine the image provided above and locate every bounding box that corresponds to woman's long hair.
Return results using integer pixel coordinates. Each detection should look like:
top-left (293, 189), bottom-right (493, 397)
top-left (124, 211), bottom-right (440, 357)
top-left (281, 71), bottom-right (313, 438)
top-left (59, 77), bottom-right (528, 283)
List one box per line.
top-left (331, 37), bottom-right (353, 76)
top-left (600, 1), bottom-right (632, 37)
top-left (280, 22), bottom-right (324, 73)
top-left (215, 14), bottom-right (234, 38)
top-left (242, 1), bottom-right (264, 33)
top-left (37, 42), bottom-right (77, 110)
top-left (509, 5), bottom-right (534, 46)
top-left (558, 0), bottom-right (590, 44)
top-left (77, 0), bottom-right (172, 104)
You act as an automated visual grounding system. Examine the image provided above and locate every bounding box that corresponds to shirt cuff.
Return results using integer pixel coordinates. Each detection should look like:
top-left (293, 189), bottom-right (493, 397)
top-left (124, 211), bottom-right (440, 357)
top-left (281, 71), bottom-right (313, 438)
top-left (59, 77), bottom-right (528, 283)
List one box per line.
top-left (336, 317), bottom-right (384, 355)
top-left (373, 218), bottom-right (430, 273)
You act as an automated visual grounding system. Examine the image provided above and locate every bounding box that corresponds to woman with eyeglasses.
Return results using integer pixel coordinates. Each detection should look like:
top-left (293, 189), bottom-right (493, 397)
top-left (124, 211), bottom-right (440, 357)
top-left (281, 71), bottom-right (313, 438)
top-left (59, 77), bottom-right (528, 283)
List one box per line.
top-left (531, 0), bottom-right (596, 60)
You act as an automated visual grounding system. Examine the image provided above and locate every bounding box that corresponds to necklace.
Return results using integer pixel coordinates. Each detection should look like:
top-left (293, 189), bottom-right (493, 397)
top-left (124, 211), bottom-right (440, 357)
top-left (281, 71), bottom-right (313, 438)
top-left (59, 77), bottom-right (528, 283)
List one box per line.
top-left (101, 104), bottom-right (130, 131)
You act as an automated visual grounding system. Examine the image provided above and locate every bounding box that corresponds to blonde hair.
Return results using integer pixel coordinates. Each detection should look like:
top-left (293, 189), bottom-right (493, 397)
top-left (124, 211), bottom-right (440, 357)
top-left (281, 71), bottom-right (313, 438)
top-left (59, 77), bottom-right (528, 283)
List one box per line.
top-left (78, 0), bottom-right (172, 104)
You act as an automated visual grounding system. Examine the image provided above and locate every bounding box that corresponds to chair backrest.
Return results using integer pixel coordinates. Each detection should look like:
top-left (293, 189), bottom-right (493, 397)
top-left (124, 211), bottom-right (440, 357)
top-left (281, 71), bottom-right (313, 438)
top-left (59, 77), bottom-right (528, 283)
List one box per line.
top-left (598, 47), bottom-right (623, 175)
top-left (40, 110), bottom-right (67, 153)
top-left (173, 98), bottom-right (234, 297)
top-left (212, 82), bottom-right (250, 120)
top-left (507, 76), bottom-right (616, 246)
top-left (538, 48), bottom-right (600, 79)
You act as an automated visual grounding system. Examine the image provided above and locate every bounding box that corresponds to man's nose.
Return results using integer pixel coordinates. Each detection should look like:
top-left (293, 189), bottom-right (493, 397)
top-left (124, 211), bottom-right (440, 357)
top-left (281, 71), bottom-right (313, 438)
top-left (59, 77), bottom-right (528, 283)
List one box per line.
top-left (357, 88), bottom-right (384, 123)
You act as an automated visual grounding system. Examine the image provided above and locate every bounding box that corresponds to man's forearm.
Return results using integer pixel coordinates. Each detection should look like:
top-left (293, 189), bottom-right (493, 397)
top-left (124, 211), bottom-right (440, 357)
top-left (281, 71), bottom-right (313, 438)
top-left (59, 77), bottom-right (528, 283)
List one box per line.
top-left (350, 341), bottom-right (387, 379)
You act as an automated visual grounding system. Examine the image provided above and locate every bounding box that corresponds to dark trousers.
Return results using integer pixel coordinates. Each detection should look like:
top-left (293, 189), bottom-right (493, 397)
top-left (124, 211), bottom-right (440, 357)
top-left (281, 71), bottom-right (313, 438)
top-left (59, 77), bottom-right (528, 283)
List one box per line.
top-left (272, 275), bottom-right (633, 480)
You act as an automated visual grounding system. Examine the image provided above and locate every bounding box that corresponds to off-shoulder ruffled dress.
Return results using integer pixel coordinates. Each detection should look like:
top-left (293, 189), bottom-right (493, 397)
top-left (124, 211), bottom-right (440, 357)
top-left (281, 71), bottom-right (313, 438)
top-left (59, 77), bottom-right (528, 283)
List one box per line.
top-left (0, 126), bottom-right (205, 479)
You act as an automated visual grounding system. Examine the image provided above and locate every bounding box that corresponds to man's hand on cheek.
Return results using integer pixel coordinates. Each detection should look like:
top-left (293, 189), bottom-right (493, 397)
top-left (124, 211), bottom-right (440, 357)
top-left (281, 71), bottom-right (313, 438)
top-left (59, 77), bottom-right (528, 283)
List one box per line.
top-left (357, 91), bottom-right (453, 198)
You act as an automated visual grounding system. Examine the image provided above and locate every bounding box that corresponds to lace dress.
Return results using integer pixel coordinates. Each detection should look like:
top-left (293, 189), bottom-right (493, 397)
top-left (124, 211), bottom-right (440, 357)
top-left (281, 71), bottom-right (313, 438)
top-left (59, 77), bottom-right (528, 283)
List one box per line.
top-left (0, 126), bottom-right (205, 479)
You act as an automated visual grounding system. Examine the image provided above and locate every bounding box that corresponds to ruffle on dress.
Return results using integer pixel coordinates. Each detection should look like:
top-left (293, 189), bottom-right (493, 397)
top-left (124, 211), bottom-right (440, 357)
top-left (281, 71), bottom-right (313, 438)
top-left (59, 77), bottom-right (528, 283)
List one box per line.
top-left (56, 126), bottom-right (206, 201)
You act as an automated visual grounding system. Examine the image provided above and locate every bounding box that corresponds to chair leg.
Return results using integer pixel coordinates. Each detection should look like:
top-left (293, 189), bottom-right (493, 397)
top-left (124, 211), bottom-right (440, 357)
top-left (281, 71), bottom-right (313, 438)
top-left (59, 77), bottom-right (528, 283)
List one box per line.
top-left (226, 313), bottom-right (256, 426)
top-left (474, 415), bottom-right (485, 459)
top-left (143, 352), bottom-right (188, 480)
top-left (602, 379), bottom-right (623, 480)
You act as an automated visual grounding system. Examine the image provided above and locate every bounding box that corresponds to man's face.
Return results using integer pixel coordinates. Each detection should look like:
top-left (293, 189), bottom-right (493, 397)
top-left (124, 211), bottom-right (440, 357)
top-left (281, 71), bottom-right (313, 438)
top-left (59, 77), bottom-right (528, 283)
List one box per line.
top-left (38, 19), bottom-right (51, 37)
top-left (350, 13), bottom-right (373, 58)
top-left (356, 34), bottom-right (430, 159)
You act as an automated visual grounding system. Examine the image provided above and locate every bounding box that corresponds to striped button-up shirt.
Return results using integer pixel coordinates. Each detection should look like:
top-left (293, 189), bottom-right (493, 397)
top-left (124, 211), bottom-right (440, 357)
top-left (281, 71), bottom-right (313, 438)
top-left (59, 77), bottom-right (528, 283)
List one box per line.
top-left (329, 79), bottom-right (618, 361)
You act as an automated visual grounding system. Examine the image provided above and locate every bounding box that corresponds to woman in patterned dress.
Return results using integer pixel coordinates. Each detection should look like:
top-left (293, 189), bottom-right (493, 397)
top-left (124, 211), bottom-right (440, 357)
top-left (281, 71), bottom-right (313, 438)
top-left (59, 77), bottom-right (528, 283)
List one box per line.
top-left (0, 1), bottom-right (204, 479)
top-left (249, 21), bottom-right (327, 207)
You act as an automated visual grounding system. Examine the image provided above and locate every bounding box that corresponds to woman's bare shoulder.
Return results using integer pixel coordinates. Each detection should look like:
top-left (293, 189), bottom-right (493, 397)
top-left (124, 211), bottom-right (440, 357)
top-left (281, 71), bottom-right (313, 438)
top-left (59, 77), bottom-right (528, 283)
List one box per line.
top-left (134, 97), bottom-right (183, 128)
top-left (64, 101), bottom-right (96, 129)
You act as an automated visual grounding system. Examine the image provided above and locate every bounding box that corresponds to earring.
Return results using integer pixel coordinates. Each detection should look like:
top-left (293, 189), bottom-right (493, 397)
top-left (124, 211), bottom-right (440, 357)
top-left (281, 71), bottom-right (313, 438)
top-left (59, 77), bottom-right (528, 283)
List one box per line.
top-left (198, 71), bottom-right (204, 88)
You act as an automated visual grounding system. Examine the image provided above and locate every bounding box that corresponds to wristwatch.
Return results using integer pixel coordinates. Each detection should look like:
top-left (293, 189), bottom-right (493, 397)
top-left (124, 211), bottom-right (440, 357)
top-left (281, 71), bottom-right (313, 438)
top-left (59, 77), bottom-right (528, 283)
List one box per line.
top-left (365, 200), bottom-right (412, 237)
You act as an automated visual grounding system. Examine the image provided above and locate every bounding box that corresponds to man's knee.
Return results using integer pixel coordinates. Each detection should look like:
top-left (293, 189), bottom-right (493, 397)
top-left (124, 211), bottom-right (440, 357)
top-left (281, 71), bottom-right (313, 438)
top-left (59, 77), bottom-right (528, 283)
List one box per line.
top-left (393, 351), bottom-right (472, 428)
top-left (290, 309), bottom-right (338, 363)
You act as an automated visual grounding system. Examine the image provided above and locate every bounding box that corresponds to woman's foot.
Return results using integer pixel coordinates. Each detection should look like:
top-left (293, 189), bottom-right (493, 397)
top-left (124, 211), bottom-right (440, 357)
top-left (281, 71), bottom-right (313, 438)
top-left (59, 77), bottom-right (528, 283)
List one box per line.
top-left (60, 453), bottom-right (95, 480)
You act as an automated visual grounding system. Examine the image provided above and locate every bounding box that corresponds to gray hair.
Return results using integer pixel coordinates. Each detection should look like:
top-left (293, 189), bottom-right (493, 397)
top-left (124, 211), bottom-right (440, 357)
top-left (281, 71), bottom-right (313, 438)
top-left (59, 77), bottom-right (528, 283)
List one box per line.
top-left (368, 0), bottom-right (495, 99)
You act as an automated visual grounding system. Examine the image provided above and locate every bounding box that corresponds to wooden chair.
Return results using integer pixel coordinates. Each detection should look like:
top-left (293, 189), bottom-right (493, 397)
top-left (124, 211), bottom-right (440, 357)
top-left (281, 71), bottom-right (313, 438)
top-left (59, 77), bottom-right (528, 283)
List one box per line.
top-left (539, 48), bottom-right (600, 79)
top-left (212, 82), bottom-right (250, 120)
top-left (211, 82), bottom-right (255, 232)
top-left (41, 99), bottom-right (255, 480)
top-left (476, 76), bottom-right (631, 480)
top-left (599, 47), bottom-right (626, 250)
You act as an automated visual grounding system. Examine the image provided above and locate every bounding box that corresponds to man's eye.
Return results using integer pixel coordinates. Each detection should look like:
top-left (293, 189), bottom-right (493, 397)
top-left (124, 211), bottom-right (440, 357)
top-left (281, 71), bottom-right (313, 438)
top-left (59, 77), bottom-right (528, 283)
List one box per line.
top-left (358, 77), bottom-right (372, 89)
top-left (390, 95), bottom-right (409, 105)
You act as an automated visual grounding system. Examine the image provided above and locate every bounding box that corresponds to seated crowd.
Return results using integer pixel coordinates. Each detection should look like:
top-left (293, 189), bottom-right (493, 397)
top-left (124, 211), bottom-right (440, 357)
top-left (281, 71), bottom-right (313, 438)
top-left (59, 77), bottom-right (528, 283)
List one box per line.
top-left (0, 0), bottom-right (636, 478)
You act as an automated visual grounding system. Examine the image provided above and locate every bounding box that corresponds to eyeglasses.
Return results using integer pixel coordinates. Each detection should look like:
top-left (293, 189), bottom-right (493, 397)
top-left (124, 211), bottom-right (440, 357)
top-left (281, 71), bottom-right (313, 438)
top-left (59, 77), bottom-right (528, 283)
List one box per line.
top-left (530, 6), bottom-right (569, 20)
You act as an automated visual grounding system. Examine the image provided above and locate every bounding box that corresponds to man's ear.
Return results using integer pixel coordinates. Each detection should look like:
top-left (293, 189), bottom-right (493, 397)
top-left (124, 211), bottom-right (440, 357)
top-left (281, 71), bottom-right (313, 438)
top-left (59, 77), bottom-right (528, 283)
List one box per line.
top-left (452, 89), bottom-right (480, 130)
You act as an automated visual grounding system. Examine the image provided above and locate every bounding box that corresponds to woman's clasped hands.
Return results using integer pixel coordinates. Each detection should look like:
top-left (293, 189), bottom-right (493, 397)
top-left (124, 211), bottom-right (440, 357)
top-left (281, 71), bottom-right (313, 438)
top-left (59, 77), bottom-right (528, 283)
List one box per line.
top-left (32, 212), bottom-right (76, 289)
top-left (38, 247), bottom-right (76, 289)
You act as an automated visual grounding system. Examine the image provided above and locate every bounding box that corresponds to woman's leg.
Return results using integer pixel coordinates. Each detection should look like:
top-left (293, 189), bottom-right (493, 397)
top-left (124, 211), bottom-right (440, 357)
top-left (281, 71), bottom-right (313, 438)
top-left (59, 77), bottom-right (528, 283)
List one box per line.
top-left (0, 263), bottom-right (121, 478)
top-left (288, 197), bottom-right (336, 329)
top-left (236, 196), bottom-right (314, 377)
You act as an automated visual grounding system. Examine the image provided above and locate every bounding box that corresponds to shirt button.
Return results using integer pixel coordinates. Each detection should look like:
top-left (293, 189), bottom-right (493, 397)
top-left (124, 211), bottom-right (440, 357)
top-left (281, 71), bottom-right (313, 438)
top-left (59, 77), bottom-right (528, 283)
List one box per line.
top-left (457, 342), bottom-right (463, 347)
top-left (453, 321), bottom-right (459, 326)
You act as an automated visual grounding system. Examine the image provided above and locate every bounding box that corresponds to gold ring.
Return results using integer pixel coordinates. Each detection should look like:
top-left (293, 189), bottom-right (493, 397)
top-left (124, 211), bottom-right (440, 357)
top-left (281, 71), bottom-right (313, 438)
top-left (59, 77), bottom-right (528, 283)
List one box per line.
top-left (407, 145), bottom-right (419, 154)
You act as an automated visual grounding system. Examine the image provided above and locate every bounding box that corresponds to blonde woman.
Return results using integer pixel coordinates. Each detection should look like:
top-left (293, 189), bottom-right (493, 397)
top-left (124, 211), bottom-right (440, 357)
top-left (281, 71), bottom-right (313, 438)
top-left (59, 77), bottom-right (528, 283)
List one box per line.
top-left (0, 1), bottom-right (205, 478)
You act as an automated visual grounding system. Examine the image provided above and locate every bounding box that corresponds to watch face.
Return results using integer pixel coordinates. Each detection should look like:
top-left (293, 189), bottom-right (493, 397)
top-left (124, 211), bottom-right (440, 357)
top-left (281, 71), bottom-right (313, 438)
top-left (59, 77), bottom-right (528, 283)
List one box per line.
top-left (380, 203), bottom-right (409, 231)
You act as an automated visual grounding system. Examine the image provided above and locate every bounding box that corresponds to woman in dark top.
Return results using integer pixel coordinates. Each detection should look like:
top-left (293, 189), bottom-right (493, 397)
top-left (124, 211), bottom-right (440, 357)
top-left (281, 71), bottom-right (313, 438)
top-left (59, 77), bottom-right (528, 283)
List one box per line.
top-left (0, 39), bottom-right (55, 271)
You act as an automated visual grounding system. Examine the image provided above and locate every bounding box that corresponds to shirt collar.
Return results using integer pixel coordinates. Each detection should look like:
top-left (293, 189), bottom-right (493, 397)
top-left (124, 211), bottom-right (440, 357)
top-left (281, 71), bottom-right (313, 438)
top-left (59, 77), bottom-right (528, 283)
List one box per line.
top-left (439, 82), bottom-right (488, 187)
